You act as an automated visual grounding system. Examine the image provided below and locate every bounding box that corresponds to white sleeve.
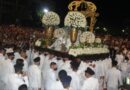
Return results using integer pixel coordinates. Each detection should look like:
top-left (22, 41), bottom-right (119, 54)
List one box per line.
top-left (118, 71), bottom-right (123, 86)
top-left (96, 80), bottom-right (99, 90)
top-left (23, 61), bottom-right (28, 73)
top-left (81, 81), bottom-right (86, 90)
top-left (104, 72), bottom-right (108, 88)
top-left (9, 63), bottom-right (15, 74)
top-left (23, 76), bottom-right (29, 87)
top-left (37, 70), bottom-right (41, 88)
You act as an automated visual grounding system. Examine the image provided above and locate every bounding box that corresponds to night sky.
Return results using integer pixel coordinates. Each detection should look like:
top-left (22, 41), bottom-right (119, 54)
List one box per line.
top-left (33, 0), bottom-right (130, 30)
top-left (52, 0), bottom-right (130, 35)
top-left (53, 0), bottom-right (130, 27)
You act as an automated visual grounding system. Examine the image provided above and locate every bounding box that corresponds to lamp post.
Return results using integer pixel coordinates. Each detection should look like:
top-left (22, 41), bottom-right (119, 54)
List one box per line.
top-left (43, 8), bottom-right (49, 13)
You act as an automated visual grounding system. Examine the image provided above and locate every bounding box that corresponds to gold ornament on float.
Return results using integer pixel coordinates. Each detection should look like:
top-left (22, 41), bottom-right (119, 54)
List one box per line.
top-left (64, 11), bottom-right (86, 47)
top-left (45, 26), bottom-right (54, 47)
top-left (70, 28), bottom-right (78, 45)
top-left (45, 26), bottom-right (54, 39)
top-left (41, 11), bottom-right (60, 48)
top-left (68, 0), bottom-right (99, 32)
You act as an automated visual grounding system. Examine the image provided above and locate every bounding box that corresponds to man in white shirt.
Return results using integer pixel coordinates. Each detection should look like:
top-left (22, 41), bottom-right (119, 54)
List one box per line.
top-left (105, 60), bottom-right (122, 90)
top-left (115, 51), bottom-right (124, 67)
top-left (41, 52), bottom-right (57, 83)
top-left (28, 57), bottom-right (41, 90)
top-left (120, 59), bottom-right (128, 81)
top-left (60, 54), bottom-right (71, 73)
top-left (126, 51), bottom-right (130, 76)
top-left (68, 61), bottom-right (80, 90)
top-left (0, 47), bottom-right (5, 86)
top-left (0, 47), bottom-right (6, 90)
top-left (49, 70), bottom-right (67, 90)
top-left (19, 49), bottom-right (28, 73)
top-left (39, 51), bottom-right (45, 70)
top-left (7, 65), bottom-right (28, 90)
top-left (15, 59), bottom-right (24, 69)
top-left (13, 47), bottom-right (21, 65)
top-left (3, 48), bottom-right (15, 89)
top-left (45, 62), bottom-right (58, 90)
top-left (81, 67), bottom-right (99, 90)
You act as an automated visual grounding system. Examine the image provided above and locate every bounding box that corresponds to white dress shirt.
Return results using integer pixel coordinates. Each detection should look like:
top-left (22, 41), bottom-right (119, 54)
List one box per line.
top-left (19, 57), bottom-right (28, 73)
top-left (45, 68), bottom-right (57, 90)
top-left (49, 80), bottom-right (64, 90)
top-left (105, 67), bottom-right (122, 90)
top-left (0, 59), bottom-right (15, 90)
top-left (0, 53), bottom-right (5, 61)
top-left (7, 73), bottom-right (26, 90)
top-left (115, 54), bottom-right (124, 66)
top-left (68, 70), bottom-right (81, 90)
top-left (60, 60), bottom-right (71, 73)
top-left (28, 64), bottom-right (41, 90)
top-left (39, 54), bottom-right (45, 70)
top-left (81, 76), bottom-right (99, 90)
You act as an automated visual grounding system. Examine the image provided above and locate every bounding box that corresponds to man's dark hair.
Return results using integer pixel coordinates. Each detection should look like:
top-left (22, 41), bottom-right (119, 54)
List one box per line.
top-left (7, 53), bottom-right (14, 57)
top-left (61, 76), bottom-right (72, 88)
top-left (85, 67), bottom-right (95, 75)
top-left (58, 70), bottom-right (67, 80)
top-left (33, 57), bottom-right (40, 62)
top-left (16, 59), bottom-right (24, 66)
top-left (50, 62), bottom-right (56, 66)
top-left (112, 60), bottom-right (118, 67)
top-left (18, 84), bottom-right (28, 90)
top-left (70, 61), bottom-right (79, 71)
top-left (14, 65), bottom-right (22, 74)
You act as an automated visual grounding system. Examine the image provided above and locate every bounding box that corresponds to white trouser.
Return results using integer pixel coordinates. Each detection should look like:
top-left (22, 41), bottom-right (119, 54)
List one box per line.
top-left (107, 87), bottom-right (118, 90)
top-left (0, 80), bottom-right (6, 90)
top-left (29, 87), bottom-right (39, 90)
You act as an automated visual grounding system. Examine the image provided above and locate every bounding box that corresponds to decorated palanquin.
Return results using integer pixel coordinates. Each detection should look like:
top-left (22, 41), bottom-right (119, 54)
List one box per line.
top-left (35, 0), bottom-right (109, 60)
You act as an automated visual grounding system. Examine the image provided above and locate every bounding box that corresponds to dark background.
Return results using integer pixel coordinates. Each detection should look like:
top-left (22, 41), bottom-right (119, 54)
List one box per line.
top-left (0, 0), bottom-right (130, 36)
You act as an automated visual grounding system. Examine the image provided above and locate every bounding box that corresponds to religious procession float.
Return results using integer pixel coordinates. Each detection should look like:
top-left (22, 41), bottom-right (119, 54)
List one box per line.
top-left (35, 0), bottom-right (130, 87)
top-left (35, 0), bottom-right (109, 60)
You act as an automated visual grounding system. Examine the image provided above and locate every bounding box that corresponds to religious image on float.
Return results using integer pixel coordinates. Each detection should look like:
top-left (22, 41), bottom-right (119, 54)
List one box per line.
top-left (35, 0), bottom-right (109, 59)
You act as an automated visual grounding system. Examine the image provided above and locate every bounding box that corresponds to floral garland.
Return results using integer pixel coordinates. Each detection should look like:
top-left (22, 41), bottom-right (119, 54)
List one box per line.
top-left (35, 39), bottom-right (46, 47)
top-left (80, 31), bottom-right (95, 43)
top-left (95, 38), bottom-right (102, 43)
top-left (64, 11), bottom-right (87, 28)
top-left (35, 39), bottom-right (42, 47)
top-left (54, 28), bottom-right (66, 38)
top-left (42, 11), bottom-right (60, 26)
top-left (69, 47), bottom-right (109, 56)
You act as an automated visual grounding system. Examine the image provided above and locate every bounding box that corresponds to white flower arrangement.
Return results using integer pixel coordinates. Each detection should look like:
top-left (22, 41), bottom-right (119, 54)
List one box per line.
top-left (80, 32), bottom-right (87, 43)
top-left (80, 31), bottom-right (95, 43)
top-left (42, 11), bottom-right (60, 26)
top-left (35, 39), bottom-right (42, 47)
top-left (95, 38), bottom-right (102, 43)
top-left (64, 11), bottom-right (87, 28)
top-left (69, 49), bottom-right (78, 56)
top-left (54, 28), bottom-right (66, 38)
top-left (69, 47), bottom-right (109, 56)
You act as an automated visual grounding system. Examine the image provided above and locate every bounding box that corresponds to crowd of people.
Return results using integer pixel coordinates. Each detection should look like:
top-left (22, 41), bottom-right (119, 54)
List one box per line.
top-left (0, 25), bottom-right (43, 49)
top-left (0, 25), bottom-right (130, 90)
